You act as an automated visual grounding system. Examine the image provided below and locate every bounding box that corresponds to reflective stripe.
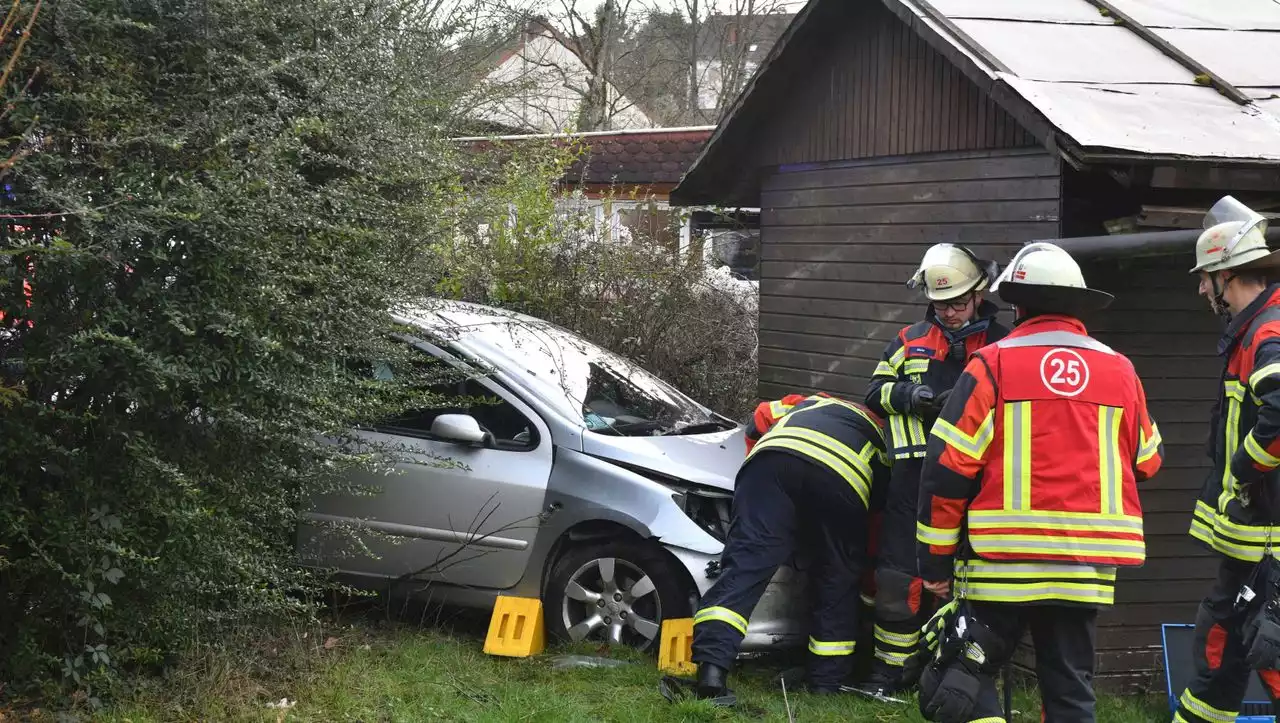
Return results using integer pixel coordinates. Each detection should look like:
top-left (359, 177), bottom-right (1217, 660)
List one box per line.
top-left (1003, 401), bottom-right (1032, 511)
top-left (971, 534), bottom-right (1145, 561)
top-left (907, 416), bottom-right (927, 447)
top-left (860, 593), bottom-right (876, 607)
top-left (1098, 406), bottom-right (1123, 515)
top-left (874, 361), bottom-right (896, 377)
top-left (917, 521), bottom-right (962, 546)
top-left (750, 435), bottom-right (871, 505)
top-left (890, 414), bottom-right (911, 447)
top-left (1179, 690), bottom-right (1237, 723)
top-left (904, 358), bottom-right (930, 376)
top-left (997, 331), bottom-right (1115, 355)
top-left (693, 606), bottom-right (748, 635)
top-left (874, 626), bottom-right (919, 647)
top-left (956, 559), bottom-right (1117, 580)
top-left (967, 718), bottom-right (1007, 723)
top-left (889, 346), bottom-right (906, 369)
top-left (874, 649), bottom-right (910, 666)
top-left (960, 581), bottom-right (1114, 605)
top-left (798, 397), bottom-right (887, 448)
top-left (968, 510), bottom-right (1143, 533)
top-left (860, 440), bottom-right (887, 469)
top-left (1189, 499), bottom-right (1216, 551)
top-left (1220, 382), bottom-right (1245, 511)
top-left (932, 411), bottom-right (994, 460)
top-left (808, 637), bottom-right (856, 656)
top-left (1250, 362), bottom-right (1280, 390)
top-left (1138, 422), bottom-right (1162, 464)
top-left (768, 423), bottom-right (874, 483)
top-left (879, 382), bottom-right (896, 412)
top-left (1245, 433), bottom-right (1280, 468)
top-left (769, 400), bottom-right (790, 419)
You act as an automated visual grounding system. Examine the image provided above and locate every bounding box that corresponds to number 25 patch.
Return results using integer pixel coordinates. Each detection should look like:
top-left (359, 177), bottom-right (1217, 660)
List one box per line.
top-left (1039, 348), bottom-right (1090, 397)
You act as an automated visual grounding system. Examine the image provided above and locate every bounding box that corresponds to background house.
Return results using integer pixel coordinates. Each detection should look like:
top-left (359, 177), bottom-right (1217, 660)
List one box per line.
top-left (672, 0), bottom-right (1280, 691)
top-left (471, 17), bottom-right (654, 134)
top-left (456, 126), bottom-right (761, 277)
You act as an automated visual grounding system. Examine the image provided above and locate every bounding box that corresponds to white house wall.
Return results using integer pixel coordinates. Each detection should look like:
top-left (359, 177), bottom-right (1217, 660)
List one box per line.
top-left (474, 33), bottom-right (653, 133)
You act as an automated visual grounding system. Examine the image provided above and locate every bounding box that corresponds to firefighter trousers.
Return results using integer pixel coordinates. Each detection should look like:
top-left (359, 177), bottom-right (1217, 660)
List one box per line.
top-left (870, 456), bottom-right (931, 684)
top-left (691, 450), bottom-right (868, 690)
top-left (963, 602), bottom-right (1099, 723)
top-left (1174, 557), bottom-right (1280, 722)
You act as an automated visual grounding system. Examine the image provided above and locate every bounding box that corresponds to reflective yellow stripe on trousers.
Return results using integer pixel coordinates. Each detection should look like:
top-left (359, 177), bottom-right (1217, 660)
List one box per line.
top-left (693, 606), bottom-right (748, 635)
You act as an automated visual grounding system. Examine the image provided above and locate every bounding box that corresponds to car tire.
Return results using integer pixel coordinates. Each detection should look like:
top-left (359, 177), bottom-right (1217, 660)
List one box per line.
top-left (544, 538), bottom-right (693, 653)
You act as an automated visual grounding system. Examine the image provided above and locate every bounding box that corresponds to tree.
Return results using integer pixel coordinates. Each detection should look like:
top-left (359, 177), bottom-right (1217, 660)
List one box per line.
top-left (0, 0), bottom-right (524, 702)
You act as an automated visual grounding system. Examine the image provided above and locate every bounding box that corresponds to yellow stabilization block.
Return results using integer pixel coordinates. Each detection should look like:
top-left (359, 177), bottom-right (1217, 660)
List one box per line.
top-left (483, 595), bottom-right (546, 658)
top-left (658, 617), bottom-right (696, 675)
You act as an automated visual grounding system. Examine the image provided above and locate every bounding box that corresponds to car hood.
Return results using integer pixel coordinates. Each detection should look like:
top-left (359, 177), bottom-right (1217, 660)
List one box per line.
top-left (581, 427), bottom-right (746, 491)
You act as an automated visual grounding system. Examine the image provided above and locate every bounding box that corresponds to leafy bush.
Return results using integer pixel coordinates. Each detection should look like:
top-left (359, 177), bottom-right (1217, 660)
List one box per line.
top-left (0, 0), bottom-right (511, 702)
top-left (431, 144), bottom-right (760, 421)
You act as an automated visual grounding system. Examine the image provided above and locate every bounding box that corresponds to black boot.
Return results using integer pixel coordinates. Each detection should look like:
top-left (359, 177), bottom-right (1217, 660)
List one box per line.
top-left (695, 663), bottom-right (729, 698)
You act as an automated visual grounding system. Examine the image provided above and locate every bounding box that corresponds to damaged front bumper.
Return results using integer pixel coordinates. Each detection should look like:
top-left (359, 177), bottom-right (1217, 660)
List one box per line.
top-left (665, 545), bottom-right (809, 650)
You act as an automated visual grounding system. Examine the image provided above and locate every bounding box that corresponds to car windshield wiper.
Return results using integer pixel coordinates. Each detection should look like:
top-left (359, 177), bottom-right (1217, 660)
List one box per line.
top-left (661, 420), bottom-right (735, 436)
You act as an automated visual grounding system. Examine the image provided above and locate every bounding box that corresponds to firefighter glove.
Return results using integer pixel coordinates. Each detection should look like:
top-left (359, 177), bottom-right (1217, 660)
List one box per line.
top-left (910, 385), bottom-right (938, 415)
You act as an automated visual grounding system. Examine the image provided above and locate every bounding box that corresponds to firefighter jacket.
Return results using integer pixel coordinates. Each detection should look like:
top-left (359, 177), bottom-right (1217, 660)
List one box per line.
top-left (866, 302), bottom-right (1008, 461)
top-left (1189, 283), bottom-right (1280, 563)
top-left (917, 315), bottom-right (1164, 606)
top-left (746, 395), bottom-right (889, 510)
top-left (744, 392), bottom-right (830, 454)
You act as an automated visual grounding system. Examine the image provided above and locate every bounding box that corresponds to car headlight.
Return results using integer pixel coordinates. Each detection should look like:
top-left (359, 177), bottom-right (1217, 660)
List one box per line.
top-left (670, 486), bottom-right (733, 543)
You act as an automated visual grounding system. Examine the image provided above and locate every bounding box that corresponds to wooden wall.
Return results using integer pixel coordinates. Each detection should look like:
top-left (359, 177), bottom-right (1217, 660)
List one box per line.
top-left (756, 147), bottom-right (1061, 400)
top-left (756, 0), bottom-right (1037, 168)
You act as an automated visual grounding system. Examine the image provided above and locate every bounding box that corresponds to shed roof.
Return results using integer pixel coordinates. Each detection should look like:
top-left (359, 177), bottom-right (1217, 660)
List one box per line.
top-left (674, 0), bottom-right (1280, 204)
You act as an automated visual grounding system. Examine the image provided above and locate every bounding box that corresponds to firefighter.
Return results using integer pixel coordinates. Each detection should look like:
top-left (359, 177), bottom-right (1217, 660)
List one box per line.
top-left (688, 394), bottom-right (889, 700)
top-left (916, 242), bottom-right (1163, 723)
top-left (1175, 197), bottom-right (1280, 722)
top-left (744, 392), bottom-right (882, 685)
top-left (856, 243), bottom-right (1008, 697)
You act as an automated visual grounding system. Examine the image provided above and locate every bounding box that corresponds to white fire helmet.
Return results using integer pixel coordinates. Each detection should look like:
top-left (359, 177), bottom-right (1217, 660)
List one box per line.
top-left (990, 242), bottom-right (1113, 313)
top-left (1190, 196), bottom-right (1278, 274)
top-left (907, 244), bottom-right (994, 301)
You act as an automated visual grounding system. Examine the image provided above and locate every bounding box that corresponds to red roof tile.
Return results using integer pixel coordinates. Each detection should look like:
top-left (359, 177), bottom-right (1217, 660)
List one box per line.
top-left (565, 129), bottom-right (714, 186)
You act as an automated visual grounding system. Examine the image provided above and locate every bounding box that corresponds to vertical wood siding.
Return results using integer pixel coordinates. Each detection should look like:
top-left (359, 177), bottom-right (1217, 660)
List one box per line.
top-left (755, 0), bottom-right (1036, 168)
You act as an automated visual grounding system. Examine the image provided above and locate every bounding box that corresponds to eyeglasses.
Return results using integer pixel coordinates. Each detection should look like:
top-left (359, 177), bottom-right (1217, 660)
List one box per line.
top-left (931, 295), bottom-right (974, 313)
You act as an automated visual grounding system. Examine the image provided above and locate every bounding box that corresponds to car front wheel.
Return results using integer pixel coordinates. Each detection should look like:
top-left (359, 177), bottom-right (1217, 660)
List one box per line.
top-left (544, 539), bottom-right (693, 652)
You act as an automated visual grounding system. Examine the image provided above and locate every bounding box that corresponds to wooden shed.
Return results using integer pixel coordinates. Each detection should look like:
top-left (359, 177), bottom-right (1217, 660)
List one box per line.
top-left (671, 0), bottom-right (1280, 691)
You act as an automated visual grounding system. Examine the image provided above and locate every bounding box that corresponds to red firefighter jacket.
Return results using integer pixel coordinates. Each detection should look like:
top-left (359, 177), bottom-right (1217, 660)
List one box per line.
top-left (917, 315), bottom-right (1163, 606)
top-left (1190, 283), bottom-right (1280, 562)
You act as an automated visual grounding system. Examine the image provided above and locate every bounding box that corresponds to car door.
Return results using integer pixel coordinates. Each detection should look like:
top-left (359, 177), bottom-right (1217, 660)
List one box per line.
top-left (305, 340), bottom-right (554, 589)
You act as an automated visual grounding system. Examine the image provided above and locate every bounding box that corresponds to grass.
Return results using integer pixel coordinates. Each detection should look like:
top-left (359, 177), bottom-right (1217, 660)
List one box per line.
top-left (83, 605), bottom-right (1170, 723)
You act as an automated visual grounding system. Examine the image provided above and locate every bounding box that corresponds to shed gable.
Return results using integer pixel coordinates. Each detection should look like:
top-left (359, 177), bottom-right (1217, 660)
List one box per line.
top-left (756, 1), bottom-right (1036, 169)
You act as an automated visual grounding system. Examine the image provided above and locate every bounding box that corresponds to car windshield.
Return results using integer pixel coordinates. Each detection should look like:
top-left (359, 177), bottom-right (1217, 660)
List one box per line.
top-left (435, 312), bottom-right (730, 437)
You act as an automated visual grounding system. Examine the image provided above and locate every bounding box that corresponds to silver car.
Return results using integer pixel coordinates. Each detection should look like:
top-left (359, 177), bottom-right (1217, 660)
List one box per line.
top-left (298, 300), bottom-right (805, 650)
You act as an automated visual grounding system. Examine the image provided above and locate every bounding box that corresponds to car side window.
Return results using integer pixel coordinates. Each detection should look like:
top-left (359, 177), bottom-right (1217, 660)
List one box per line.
top-left (370, 355), bottom-right (538, 452)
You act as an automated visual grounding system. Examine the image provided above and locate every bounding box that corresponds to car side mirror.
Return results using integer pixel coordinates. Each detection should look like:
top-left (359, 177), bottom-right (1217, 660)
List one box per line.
top-left (431, 414), bottom-right (486, 444)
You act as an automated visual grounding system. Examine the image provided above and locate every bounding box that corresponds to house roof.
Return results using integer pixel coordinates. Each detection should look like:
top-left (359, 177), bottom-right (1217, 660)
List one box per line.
top-left (673, 0), bottom-right (1280, 204)
top-left (454, 126), bottom-right (716, 188)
